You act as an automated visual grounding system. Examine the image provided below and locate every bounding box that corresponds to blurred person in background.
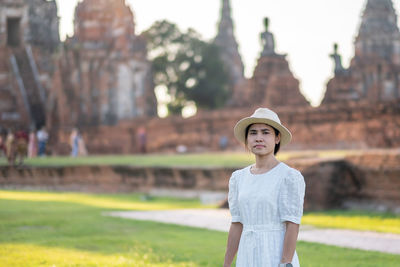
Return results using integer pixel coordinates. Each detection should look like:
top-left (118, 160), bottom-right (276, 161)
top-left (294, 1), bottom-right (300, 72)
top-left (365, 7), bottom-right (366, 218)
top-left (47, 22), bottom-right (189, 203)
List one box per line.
top-left (219, 135), bottom-right (229, 150)
top-left (15, 128), bottom-right (29, 165)
top-left (5, 129), bottom-right (15, 165)
top-left (78, 130), bottom-right (88, 156)
top-left (28, 127), bottom-right (37, 158)
top-left (70, 128), bottom-right (88, 157)
top-left (0, 130), bottom-right (6, 157)
top-left (70, 128), bottom-right (79, 157)
top-left (37, 126), bottom-right (49, 157)
top-left (137, 127), bottom-right (147, 154)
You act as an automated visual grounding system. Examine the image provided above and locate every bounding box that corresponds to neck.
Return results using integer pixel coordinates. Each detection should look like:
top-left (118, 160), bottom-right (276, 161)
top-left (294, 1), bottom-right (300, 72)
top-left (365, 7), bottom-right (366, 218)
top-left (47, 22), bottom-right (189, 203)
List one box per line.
top-left (254, 153), bottom-right (279, 169)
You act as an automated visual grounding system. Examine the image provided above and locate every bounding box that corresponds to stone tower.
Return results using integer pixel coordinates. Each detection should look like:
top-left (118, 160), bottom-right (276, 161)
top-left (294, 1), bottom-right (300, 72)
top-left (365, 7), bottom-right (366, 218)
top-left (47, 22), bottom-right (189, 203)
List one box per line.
top-left (250, 18), bottom-right (309, 108)
top-left (355, 0), bottom-right (400, 62)
top-left (0, 0), bottom-right (60, 130)
top-left (323, 0), bottom-right (400, 104)
top-left (58, 0), bottom-right (157, 127)
top-left (214, 0), bottom-right (245, 97)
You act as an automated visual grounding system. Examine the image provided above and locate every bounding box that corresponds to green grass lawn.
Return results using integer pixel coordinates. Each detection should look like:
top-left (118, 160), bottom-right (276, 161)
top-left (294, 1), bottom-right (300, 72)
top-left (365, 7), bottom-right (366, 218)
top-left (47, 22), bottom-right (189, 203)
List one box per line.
top-left (0, 191), bottom-right (399, 266)
top-left (303, 210), bottom-right (400, 234)
top-left (0, 149), bottom-right (362, 167)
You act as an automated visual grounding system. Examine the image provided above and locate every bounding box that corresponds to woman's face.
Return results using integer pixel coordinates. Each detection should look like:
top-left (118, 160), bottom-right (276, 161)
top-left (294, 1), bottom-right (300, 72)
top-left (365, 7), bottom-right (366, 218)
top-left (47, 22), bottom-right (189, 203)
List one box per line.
top-left (246, 123), bottom-right (280, 156)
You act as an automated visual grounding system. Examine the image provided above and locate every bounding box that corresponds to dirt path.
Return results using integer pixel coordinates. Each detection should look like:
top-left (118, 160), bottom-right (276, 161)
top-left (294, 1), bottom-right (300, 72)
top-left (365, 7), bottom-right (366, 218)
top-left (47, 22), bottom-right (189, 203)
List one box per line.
top-left (105, 209), bottom-right (400, 255)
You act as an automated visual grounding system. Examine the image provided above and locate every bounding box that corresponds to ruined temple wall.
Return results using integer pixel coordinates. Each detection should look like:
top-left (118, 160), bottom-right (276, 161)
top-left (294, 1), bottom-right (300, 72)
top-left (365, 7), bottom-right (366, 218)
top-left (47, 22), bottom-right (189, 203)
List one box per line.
top-left (51, 100), bottom-right (400, 155)
top-left (345, 150), bottom-right (400, 211)
top-left (58, 0), bottom-right (157, 127)
top-left (2, 151), bottom-right (399, 212)
top-left (0, 0), bottom-right (60, 130)
top-left (0, 1), bottom-right (28, 47)
top-left (146, 101), bottom-right (400, 152)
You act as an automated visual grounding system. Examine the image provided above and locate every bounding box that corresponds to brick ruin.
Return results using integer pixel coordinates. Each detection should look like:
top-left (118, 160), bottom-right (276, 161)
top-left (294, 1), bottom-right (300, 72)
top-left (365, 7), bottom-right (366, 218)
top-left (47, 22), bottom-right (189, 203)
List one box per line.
top-left (0, 0), bottom-right (399, 214)
top-left (2, 150), bottom-right (399, 212)
top-left (0, 0), bottom-right (399, 155)
top-left (52, 100), bottom-right (399, 155)
top-left (0, 0), bottom-right (59, 129)
top-left (213, 0), bottom-right (245, 104)
top-left (215, 3), bottom-right (309, 108)
top-left (323, 0), bottom-right (400, 105)
top-left (57, 0), bottom-right (157, 128)
top-left (0, 0), bottom-right (156, 133)
top-left (53, 0), bottom-right (399, 154)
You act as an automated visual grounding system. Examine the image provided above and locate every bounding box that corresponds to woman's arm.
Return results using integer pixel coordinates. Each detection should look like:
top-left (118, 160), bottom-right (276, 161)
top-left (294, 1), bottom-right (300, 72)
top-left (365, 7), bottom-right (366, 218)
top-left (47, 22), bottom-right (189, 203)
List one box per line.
top-left (223, 222), bottom-right (243, 267)
top-left (281, 221), bottom-right (300, 264)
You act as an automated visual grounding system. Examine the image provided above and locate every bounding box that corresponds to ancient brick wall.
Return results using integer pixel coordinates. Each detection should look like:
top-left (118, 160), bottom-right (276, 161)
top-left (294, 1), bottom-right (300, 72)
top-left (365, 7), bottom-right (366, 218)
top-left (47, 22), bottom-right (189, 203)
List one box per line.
top-left (51, 100), bottom-right (400, 155)
top-left (1, 151), bottom-right (399, 212)
top-left (0, 165), bottom-right (234, 193)
top-left (345, 150), bottom-right (400, 211)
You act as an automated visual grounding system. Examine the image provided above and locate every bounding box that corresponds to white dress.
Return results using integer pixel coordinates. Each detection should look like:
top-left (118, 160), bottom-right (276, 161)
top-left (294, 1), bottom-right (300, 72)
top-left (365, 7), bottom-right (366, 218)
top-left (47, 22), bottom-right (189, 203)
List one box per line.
top-left (228, 162), bottom-right (306, 267)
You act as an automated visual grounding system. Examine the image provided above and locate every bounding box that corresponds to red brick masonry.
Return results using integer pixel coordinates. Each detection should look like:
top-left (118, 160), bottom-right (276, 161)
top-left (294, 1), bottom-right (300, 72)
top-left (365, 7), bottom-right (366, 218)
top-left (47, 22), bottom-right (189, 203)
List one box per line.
top-left (1, 150), bottom-right (399, 212)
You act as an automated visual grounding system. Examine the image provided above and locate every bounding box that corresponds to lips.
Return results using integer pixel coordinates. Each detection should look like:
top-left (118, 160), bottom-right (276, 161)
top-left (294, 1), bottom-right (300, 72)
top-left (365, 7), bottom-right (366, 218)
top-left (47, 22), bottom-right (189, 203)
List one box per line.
top-left (254, 145), bottom-right (265, 148)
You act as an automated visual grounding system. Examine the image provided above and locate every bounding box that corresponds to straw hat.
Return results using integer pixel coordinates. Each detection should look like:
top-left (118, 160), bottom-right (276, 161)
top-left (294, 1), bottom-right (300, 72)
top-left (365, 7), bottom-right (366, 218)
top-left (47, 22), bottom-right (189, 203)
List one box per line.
top-left (234, 108), bottom-right (292, 147)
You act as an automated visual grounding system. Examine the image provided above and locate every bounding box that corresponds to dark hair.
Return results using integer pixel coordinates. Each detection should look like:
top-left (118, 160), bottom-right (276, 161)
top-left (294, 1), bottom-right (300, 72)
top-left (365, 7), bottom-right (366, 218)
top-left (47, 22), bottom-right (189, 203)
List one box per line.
top-left (245, 124), bottom-right (281, 155)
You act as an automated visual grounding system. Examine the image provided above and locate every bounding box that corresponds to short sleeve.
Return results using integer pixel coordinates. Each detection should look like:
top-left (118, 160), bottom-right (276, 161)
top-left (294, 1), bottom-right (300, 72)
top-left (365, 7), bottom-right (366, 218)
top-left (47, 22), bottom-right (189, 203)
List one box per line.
top-left (279, 169), bottom-right (306, 224)
top-left (228, 171), bottom-right (241, 223)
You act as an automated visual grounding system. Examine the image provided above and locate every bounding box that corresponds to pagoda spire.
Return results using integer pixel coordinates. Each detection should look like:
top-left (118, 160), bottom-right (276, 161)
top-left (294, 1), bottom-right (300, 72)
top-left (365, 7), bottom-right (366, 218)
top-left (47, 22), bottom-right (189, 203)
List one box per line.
top-left (214, 0), bottom-right (244, 85)
top-left (355, 0), bottom-right (400, 61)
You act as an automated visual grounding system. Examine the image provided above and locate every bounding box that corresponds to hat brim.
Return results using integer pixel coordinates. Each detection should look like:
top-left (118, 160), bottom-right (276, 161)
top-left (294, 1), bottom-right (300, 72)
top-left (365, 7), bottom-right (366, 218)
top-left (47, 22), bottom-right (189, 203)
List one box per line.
top-left (234, 117), bottom-right (292, 147)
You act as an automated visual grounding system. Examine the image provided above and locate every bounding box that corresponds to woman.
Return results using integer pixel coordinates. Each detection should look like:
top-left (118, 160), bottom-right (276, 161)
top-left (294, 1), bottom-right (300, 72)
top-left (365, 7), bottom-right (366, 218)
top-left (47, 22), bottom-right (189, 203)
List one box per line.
top-left (224, 108), bottom-right (305, 267)
top-left (5, 130), bottom-right (15, 165)
top-left (69, 128), bottom-right (78, 157)
top-left (28, 129), bottom-right (37, 158)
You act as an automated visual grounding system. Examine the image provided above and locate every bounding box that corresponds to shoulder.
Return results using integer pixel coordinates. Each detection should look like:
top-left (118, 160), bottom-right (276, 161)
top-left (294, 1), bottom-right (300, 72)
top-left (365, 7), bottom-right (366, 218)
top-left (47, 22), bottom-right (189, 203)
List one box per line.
top-left (280, 163), bottom-right (305, 184)
top-left (230, 165), bottom-right (250, 181)
top-left (232, 165), bottom-right (251, 176)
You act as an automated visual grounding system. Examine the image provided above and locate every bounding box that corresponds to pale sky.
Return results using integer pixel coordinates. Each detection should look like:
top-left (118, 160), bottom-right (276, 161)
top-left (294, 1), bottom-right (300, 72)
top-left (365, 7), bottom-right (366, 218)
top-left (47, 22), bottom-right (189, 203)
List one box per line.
top-left (55, 0), bottom-right (400, 106)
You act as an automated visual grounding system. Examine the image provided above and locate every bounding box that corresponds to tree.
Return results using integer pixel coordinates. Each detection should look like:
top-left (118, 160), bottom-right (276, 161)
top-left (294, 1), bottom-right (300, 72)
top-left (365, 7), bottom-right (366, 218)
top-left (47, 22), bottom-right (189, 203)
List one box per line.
top-left (143, 20), bottom-right (230, 116)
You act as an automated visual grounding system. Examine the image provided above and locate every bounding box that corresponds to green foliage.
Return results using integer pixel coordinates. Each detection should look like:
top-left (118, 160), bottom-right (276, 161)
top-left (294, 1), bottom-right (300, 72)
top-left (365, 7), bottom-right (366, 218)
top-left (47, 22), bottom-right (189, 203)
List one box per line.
top-left (0, 191), bottom-right (399, 266)
top-left (144, 20), bottom-right (230, 115)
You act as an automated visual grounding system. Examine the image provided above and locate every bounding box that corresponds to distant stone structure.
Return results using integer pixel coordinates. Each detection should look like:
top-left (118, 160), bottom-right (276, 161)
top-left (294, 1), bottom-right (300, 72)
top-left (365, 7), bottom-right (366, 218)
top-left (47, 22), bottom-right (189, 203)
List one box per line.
top-left (250, 18), bottom-right (310, 108)
top-left (323, 0), bottom-right (400, 104)
top-left (0, 0), bottom-right (156, 134)
top-left (218, 14), bottom-right (309, 108)
top-left (214, 0), bottom-right (246, 106)
top-left (330, 43), bottom-right (347, 75)
top-left (0, 0), bottom-right (60, 130)
top-left (57, 0), bottom-right (157, 127)
top-left (260, 18), bottom-right (276, 57)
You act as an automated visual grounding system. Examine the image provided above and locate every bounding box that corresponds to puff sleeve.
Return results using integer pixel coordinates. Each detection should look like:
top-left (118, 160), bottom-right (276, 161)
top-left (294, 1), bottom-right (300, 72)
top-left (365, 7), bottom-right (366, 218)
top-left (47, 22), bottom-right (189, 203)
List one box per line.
top-left (228, 171), bottom-right (241, 223)
top-left (279, 169), bottom-right (306, 224)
